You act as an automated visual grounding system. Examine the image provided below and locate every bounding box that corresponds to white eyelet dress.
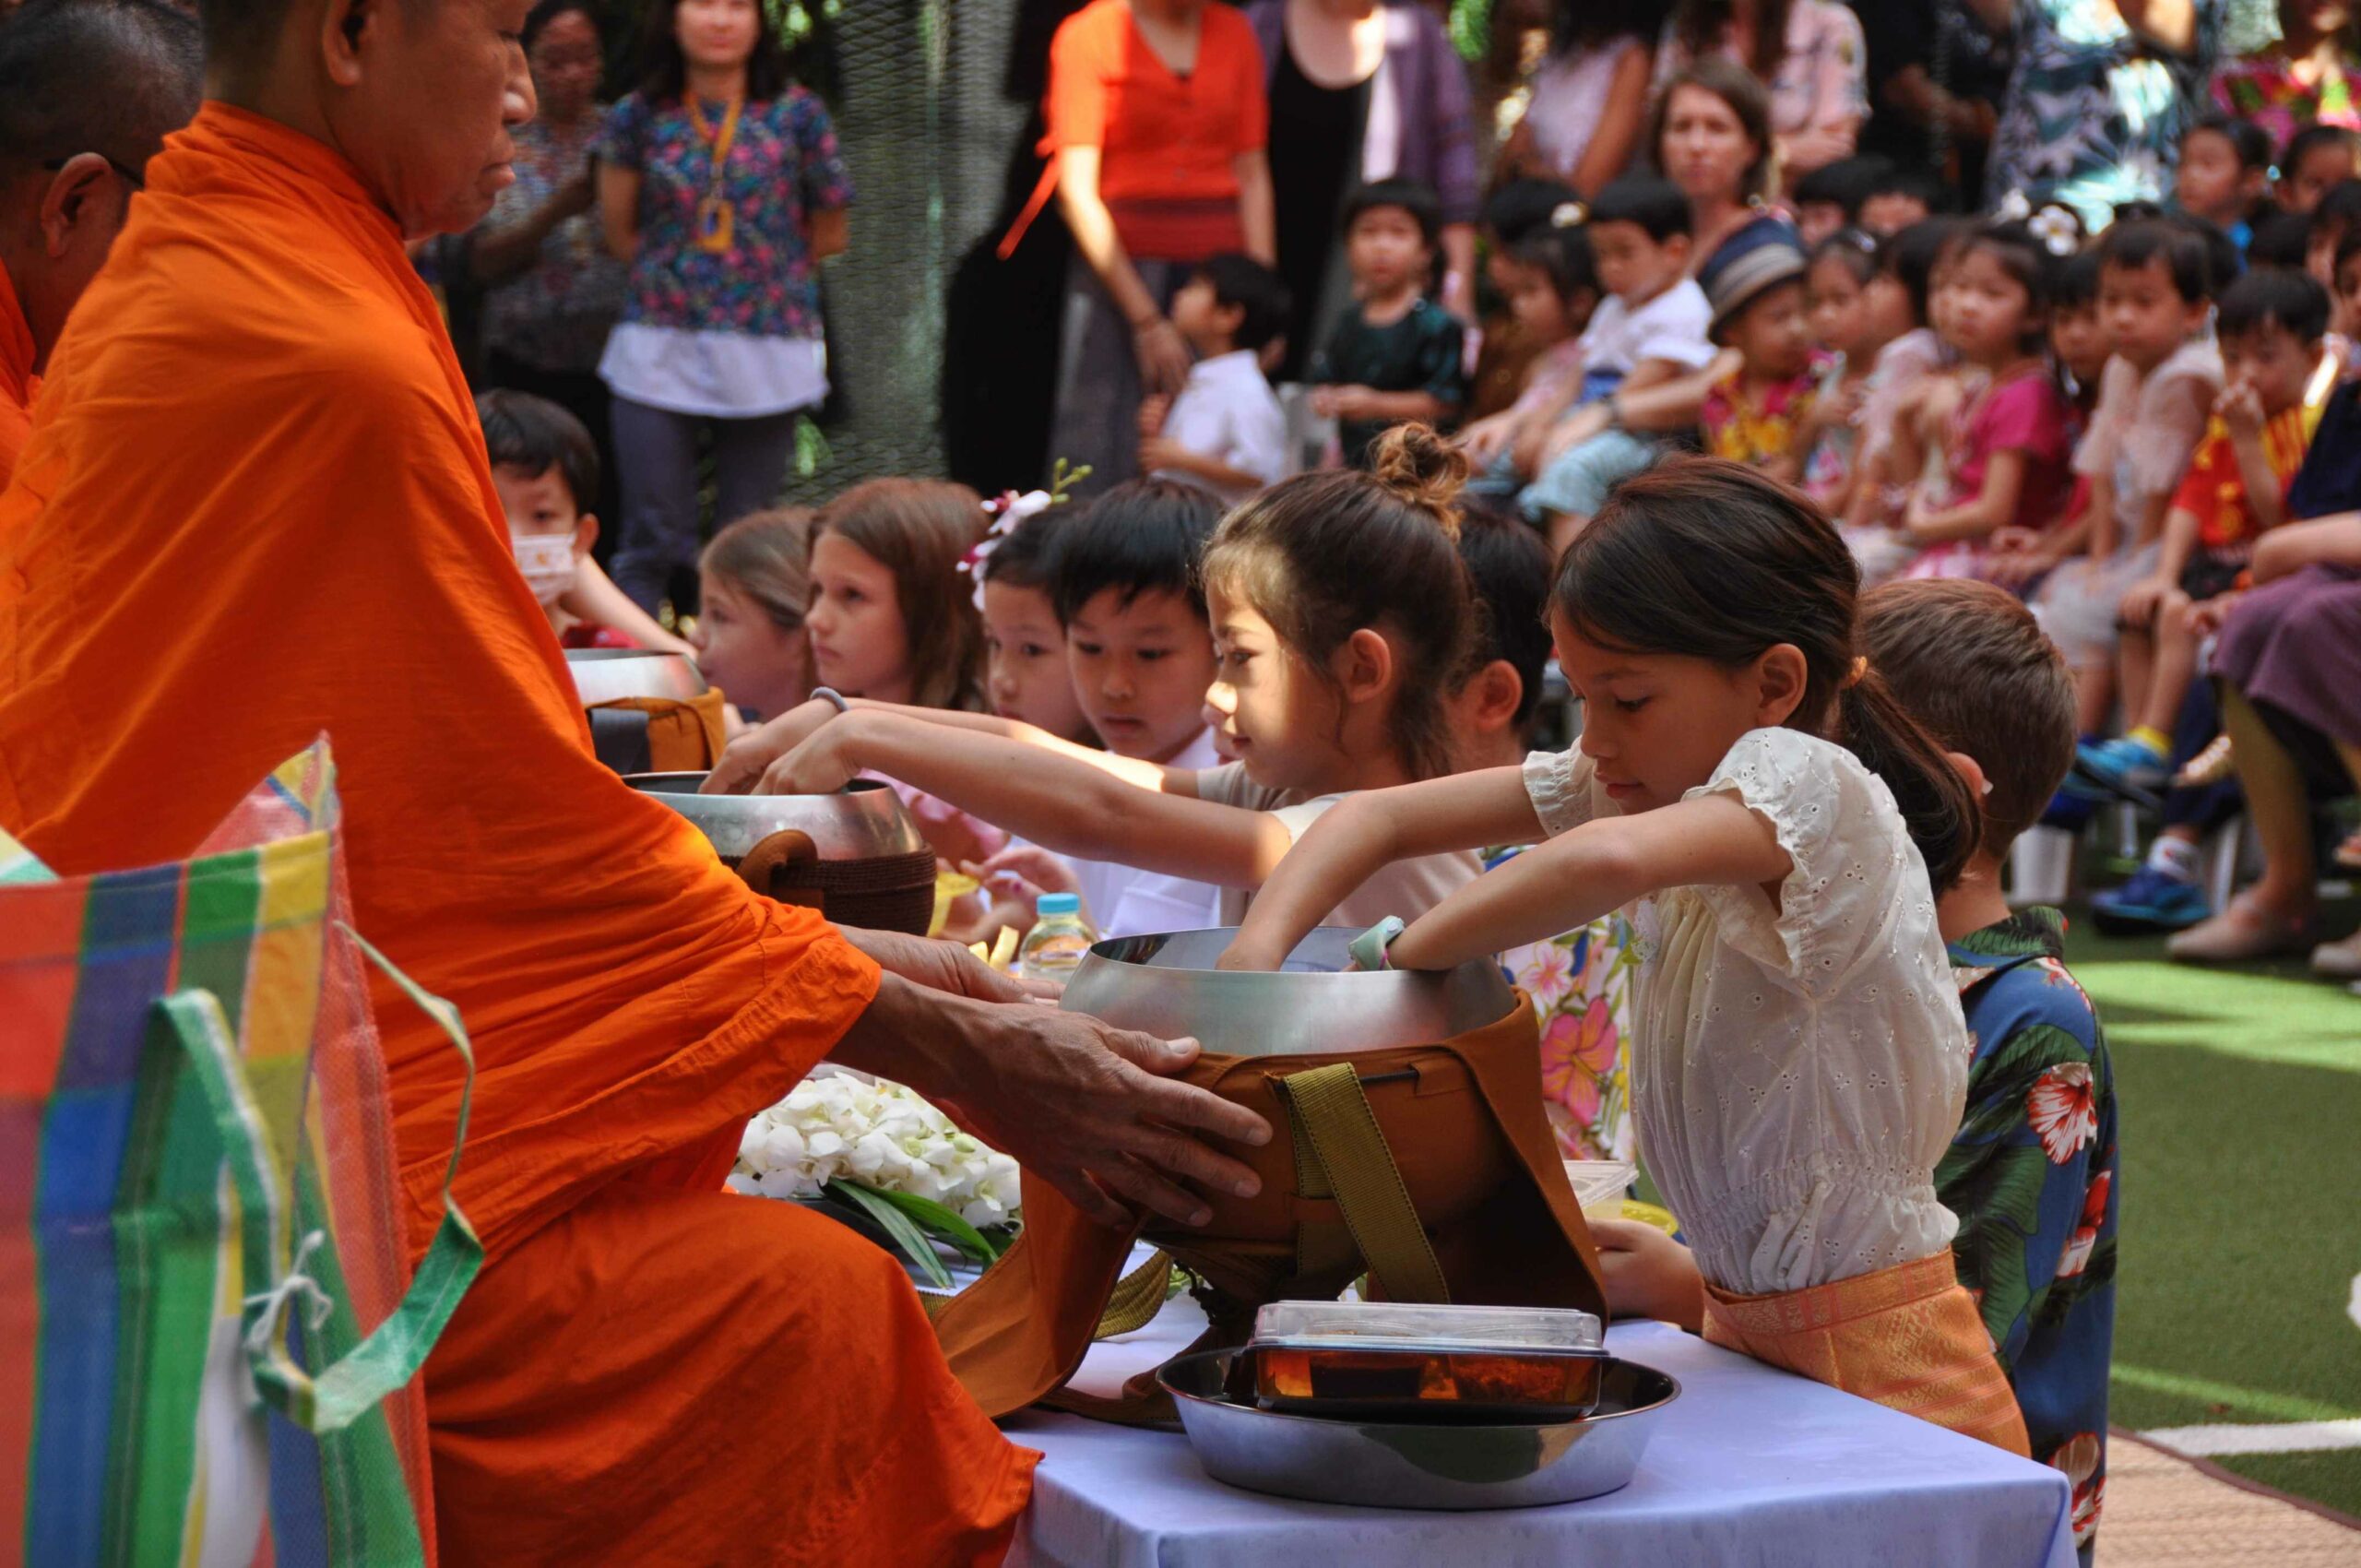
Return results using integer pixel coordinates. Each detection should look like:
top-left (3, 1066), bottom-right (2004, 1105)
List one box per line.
top-left (1523, 727), bottom-right (1971, 1295)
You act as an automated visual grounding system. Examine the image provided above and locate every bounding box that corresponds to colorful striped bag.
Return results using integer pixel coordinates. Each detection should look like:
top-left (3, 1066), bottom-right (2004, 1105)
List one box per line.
top-left (2, 741), bottom-right (481, 1566)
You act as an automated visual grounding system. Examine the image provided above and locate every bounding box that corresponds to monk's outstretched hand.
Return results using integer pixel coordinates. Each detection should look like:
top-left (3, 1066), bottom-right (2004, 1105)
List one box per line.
top-left (836, 973), bottom-right (1272, 1232)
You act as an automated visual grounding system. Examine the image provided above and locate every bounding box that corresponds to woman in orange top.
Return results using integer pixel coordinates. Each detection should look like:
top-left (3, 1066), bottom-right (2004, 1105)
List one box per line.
top-left (1014, 0), bottom-right (1277, 497)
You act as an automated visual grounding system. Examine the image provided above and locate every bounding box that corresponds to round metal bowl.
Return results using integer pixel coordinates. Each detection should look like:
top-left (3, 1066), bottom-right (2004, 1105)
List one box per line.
top-left (1059, 927), bottom-right (1517, 1058)
top-left (1158, 1347), bottom-right (1677, 1510)
top-left (565, 648), bottom-right (707, 707)
top-left (623, 774), bottom-right (926, 861)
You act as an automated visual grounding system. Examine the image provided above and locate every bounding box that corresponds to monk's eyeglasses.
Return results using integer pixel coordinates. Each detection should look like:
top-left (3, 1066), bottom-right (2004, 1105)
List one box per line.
top-left (42, 153), bottom-right (145, 191)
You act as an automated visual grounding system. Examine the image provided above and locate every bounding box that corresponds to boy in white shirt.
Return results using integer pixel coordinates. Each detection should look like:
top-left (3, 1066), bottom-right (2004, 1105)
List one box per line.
top-left (1517, 176), bottom-right (1717, 537)
top-left (1140, 254), bottom-right (1293, 505)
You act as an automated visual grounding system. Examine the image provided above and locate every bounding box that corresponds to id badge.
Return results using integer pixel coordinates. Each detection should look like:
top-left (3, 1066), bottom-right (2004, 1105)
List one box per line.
top-left (694, 196), bottom-right (735, 254)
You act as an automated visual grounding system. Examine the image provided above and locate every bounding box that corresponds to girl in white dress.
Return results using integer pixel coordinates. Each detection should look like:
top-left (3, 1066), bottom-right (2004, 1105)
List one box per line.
top-left (1222, 456), bottom-right (2031, 1454)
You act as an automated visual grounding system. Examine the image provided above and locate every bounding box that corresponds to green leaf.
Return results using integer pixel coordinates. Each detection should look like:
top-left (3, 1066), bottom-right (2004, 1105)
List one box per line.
top-left (828, 1180), bottom-right (954, 1290)
top-left (845, 1182), bottom-right (1002, 1265)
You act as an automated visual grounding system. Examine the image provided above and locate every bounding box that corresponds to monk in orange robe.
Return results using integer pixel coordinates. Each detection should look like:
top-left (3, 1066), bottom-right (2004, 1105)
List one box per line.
top-left (0, 0), bottom-right (201, 487)
top-left (0, 0), bottom-right (1270, 1560)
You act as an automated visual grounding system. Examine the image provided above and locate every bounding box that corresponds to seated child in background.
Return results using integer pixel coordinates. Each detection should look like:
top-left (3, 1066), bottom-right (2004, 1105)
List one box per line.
top-left (2078, 268), bottom-right (2329, 792)
top-left (1516, 175), bottom-right (1716, 538)
top-left (2331, 227), bottom-right (2361, 360)
top-left (2049, 251), bottom-right (2110, 416)
top-left (1902, 222), bottom-right (2076, 581)
top-left (1310, 180), bottom-right (1469, 469)
top-left (2277, 124), bottom-right (2361, 216)
top-left (2035, 220), bottom-right (2223, 735)
top-left (1140, 254), bottom-right (1293, 504)
top-left (1467, 177), bottom-right (1584, 419)
top-left (1797, 231), bottom-right (1888, 517)
top-left (1695, 227), bottom-right (1824, 481)
top-left (1453, 508), bottom-right (1638, 1161)
top-left (1857, 164), bottom-right (1941, 237)
top-left (975, 506), bottom-right (1093, 744)
top-left (2176, 113), bottom-right (2272, 254)
top-left (1459, 219), bottom-right (1600, 484)
top-left (709, 428), bottom-right (1487, 930)
top-left (1859, 578), bottom-right (2119, 1563)
top-left (1843, 218), bottom-right (1963, 576)
top-left (1222, 457), bottom-right (2029, 1455)
top-left (1791, 154), bottom-right (1892, 249)
top-left (2247, 207), bottom-right (2314, 271)
top-left (478, 389), bottom-right (692, 656)
top-left (2304, 176), bottom-right (2361, 291)
top-left (694, 508), bottom-right (814, 723)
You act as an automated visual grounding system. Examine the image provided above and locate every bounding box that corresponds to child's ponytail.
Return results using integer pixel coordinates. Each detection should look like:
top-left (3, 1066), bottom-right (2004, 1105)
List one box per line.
top-left (1555, 457), bottom-right (1981, 890)
top-left (1202, 425), bottom-right (1475, 779)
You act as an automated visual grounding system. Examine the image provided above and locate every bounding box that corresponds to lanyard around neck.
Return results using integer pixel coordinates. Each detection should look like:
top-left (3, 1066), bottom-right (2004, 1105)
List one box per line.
top-left (687, 94), bottom-right (744, 192)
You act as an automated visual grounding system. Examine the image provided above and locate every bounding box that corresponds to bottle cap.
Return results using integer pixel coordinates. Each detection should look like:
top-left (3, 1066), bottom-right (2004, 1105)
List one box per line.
top-left (1037, 893), bottom-right (1082, 916)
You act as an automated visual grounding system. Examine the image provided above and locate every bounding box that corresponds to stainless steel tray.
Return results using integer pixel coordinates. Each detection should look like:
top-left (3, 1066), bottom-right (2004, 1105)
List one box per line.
top-left (565, 647), bottom-right (707, 706)
top-left (623, 773), bottom-right (926, 861)
top-left (1059, 927), bottom-right (1517, 1058)
top-left (1158, 1347), bottom-right (1676, 1511)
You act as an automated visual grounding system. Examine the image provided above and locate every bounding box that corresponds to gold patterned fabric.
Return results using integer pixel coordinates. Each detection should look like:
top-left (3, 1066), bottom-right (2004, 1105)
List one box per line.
top-left (1702, 1249), bottom-right (2032, 1455)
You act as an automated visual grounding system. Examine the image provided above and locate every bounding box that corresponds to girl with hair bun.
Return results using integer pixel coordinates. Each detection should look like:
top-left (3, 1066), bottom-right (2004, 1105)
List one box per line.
top-left (1224, 457), bottom-right (2032, 1457)
top-left (706, 427), bottom-right (1491, 928)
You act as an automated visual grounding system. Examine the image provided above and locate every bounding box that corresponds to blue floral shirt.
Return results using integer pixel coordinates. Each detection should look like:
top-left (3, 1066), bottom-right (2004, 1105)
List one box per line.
top-left (1986, 0), bottom-right (2225, 230)
top-left (598, 87), bottom-right (853, 340)
top-left (1940, 908), bottom-right (2118, 1564)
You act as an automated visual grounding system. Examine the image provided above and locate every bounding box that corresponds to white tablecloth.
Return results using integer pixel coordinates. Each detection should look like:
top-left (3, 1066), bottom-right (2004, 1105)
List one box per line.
top-left (1002, 1296), bottom-right (2078, 1568)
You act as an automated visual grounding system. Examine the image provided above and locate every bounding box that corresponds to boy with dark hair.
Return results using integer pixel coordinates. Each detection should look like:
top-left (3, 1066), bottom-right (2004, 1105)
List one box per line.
top-left (2278, 124), bottom-right (2361, 214)
top-left (1792, 154), bottom-right (1893, 247)
top-left (1308, 178), bottom-right (1467, 468)
top-left (1857, 163), bottom-right (1942, 236)
top-left (2304, 176), bottom-right (2361, 285)
top-left (2176, 113), bottom-right (2272, 251)
top-left (2036, 220), bottom-right (2223, 734)
top-left (1141, 252), bottom-right (1291, 502)
top-left (1858, 577), bottom-right (2118, 1566)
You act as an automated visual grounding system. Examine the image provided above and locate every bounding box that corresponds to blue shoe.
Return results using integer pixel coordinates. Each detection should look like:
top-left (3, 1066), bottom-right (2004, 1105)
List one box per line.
top-left (2040, 788), bottom-right (2098, 833)
top-left (2066, 735), bottom-right (2169, 806)
top-left (2090, 866), bottom-right (2212, 934)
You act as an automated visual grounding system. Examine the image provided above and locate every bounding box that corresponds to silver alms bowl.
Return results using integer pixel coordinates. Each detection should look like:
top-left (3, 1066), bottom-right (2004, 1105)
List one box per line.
top-left (564, 647), bottom-right (707, 707)
top-left (1058, 927), bottom-right (1517, 1058)
top-left (622, 774), bottom-right (926, 861)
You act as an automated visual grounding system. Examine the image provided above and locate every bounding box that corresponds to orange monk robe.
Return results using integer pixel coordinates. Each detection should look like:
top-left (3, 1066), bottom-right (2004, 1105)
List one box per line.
top-left (0, 264), bottom-right (33, 490)
top-left (0, 104), bottom-right (1034, 1565)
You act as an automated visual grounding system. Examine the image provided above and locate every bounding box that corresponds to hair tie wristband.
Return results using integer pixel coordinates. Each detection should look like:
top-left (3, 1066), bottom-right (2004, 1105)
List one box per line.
top-left (812, 686), bottom-right (849, 714)
top-left (1348, 916), bottom-right (1408, 972)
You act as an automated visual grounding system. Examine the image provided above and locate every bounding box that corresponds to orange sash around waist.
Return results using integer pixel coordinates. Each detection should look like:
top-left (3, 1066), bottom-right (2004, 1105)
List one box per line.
top-left (1702, 1248), bottom-right (2031, 1455)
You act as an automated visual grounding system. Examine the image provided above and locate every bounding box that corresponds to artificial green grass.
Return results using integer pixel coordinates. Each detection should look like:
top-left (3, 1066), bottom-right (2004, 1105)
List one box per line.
top-left (2058, 911), bottom-right (2361, 1519)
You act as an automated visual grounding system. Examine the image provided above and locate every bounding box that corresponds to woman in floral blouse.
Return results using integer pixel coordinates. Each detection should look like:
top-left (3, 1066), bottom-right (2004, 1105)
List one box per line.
top-left (598, 0), bottom-right (853, 612)
top-left (1980, 0), bottom-right (2228, 230)
top-left (2212, 0), bottom-right (2361, 152)
top-left (472, 0), bottom-right (629, 532)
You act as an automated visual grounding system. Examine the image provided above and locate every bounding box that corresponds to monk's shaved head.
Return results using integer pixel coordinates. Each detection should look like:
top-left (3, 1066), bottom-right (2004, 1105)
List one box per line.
top-left (0, 0), bottom-right (203, 177)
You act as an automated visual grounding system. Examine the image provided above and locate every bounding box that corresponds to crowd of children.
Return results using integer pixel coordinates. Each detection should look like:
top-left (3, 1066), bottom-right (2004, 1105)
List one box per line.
top-left (469, 89), bottom-right (2361, 1562)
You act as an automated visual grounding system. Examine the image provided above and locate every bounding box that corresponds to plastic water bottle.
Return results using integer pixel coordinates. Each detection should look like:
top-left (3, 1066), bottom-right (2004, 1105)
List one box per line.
top-left (1019, 893), bottom-right (1097, 982)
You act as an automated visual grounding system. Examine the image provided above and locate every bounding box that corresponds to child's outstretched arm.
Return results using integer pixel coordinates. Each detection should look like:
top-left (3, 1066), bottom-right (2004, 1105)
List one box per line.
top-left (1904, 449), bottom-right (2029, 544)
top-left (755, 707), bottom-right (1295, 889)
top-left (1228, 778), bottom-right (1790, 972)
top-left (1217, 767), bottom-right (1541, 968)
top-left (706, 696), bottom-right (1166, 794)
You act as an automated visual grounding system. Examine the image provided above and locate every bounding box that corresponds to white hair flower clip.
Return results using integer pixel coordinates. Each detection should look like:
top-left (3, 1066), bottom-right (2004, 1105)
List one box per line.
top-left (960, 458), bottom-right (1089, 609)
top-left (1549, 200), bottom-right (1588, 229)
top-left (1995, 189), bottom-right (2035, 223)
top-left (2028, 204), bottom-right (2082, 258)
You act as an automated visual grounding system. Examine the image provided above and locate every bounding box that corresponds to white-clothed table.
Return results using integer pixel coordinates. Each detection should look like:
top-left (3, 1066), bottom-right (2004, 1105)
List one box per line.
top-left (1001, 1292), bottom-right (2076, 1568)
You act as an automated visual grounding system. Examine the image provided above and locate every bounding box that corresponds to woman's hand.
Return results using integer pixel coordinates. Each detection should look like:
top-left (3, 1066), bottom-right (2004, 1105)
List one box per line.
top-left (702, 698), bottom-right (845, 793)
top-left (1133, 317), bottom-right (1193, 397)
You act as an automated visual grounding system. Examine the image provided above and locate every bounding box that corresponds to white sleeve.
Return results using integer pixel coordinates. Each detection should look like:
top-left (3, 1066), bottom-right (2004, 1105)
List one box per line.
top-left (1225, 392), bottom-right (1290, 486)
top-left (1633, 286), bottom-right (1716, 370)
top-left (1679, 728), bottom-right (1917, 997)
top-left (1521, 748), bottom-right (1602, 838)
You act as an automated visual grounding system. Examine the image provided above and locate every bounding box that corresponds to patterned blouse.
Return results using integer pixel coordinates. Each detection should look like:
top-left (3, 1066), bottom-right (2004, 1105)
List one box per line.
top-left (1700, 351), bottom-right (1829, 468)
top-left (1986, 0), bottom-right (2227, 231)
top-left (2212, 51), bottom-right (2361, 155)
top-left (598, 87), bottom-right (854, 341)
top-left (477, 113), bottom-right (628, 374)
top-left (1940, 909), bottom-right (2118, 1562)
top-left (1486, 845), bottom-right (1636, 1163)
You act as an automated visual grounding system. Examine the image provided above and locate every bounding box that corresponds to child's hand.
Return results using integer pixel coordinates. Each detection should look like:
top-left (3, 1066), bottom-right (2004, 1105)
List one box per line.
top-left (704, 695), bottom-right (850, 794)
top-left (2116, 573), bottom-right (2175, 629)
top-left (1588, 1218), bottom-right (1704, 1331)
top-left (1312, 385), bottom-right (1378, 422)
top-left (2216, 379), bottom-right (2265, 439)
top-left (1137, 434), bottom-right (1189, 473)
top-left (1136, 394), bottom-right (1172, 438)
top-left (2186, 591), bottom-right (2239, 635)
top-left (753, 723), bottom-right (861, 796)
top-left (1457, 411), bottom-right (1514, 465)
top-left (967, 844), bottom-right (1082, 904)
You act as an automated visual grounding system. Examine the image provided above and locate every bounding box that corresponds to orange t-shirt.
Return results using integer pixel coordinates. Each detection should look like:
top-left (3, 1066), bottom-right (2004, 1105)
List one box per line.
top-left (1036, 0), bottom-right (1266, 261)
top-left (0, 265), bottom-right (34, 491)
top-left (2168, 403), bottom-right (2320, 552)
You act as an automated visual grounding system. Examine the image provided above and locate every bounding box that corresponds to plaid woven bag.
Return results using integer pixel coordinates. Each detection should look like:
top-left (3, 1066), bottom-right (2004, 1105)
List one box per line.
top-left (1, 740), bottom-right (481, 1566)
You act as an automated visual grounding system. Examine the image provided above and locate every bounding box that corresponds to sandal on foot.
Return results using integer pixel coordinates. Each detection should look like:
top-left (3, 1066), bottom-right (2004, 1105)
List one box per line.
top-left (2166, 898), bottom-right (2317, 963)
